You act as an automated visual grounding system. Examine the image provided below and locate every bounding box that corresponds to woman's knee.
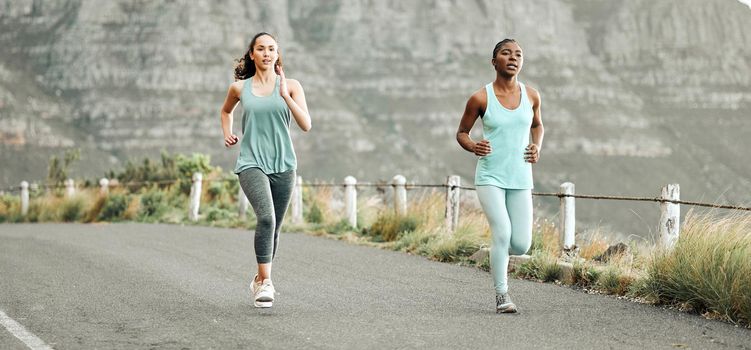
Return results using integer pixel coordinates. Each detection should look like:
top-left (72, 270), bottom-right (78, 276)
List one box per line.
top-left (509, 239), bottom-right (531, 255)
top-left (490, 226), bottom-right (511, 247)
top-left (256, 214), bottom-right (275, 230)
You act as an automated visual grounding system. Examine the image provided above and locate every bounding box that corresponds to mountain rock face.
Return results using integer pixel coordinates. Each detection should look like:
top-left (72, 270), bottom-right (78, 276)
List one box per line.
top-left (1, 0), bottom-right (749, 235)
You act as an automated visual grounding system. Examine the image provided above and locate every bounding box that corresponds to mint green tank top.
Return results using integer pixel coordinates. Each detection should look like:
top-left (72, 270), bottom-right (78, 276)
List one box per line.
top-left (234, 76), bottom-right (297, 175)
top-left (475, 81), bottom-right (533, 189)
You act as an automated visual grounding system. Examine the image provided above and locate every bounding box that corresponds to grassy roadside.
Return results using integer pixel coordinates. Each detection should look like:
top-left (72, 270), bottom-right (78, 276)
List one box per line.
top-left (1, 176), bottom-right (749, 328)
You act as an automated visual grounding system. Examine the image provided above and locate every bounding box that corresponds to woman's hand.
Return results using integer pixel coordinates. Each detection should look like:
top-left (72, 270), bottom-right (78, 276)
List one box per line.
top-left (473, 139), bottom-right (492, 156)
top-left (525, 143), bottom-right (540, 163)
top-left (276, 66), bottom-right (312, 131)
top-left (224, 134), bottom-right (239, 148)
top-left (276, 64), bottom-right (290, 99)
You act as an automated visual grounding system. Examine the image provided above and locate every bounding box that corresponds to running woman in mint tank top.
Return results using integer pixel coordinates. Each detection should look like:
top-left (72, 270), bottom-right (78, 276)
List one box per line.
top-left (219, 32), bottom-right (311, 308)
top-left (456, 39), bottom-right (544, 314)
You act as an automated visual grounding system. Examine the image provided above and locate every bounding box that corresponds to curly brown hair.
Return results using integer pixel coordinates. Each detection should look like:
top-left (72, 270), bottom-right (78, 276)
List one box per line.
top-left (234, 32), bottom-right (284, 81)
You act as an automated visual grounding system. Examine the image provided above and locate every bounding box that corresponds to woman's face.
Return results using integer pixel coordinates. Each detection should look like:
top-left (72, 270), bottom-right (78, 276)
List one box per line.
top-left (492, 42), bottom-right (523, 76)
top-left (251, 35), bottom-right (279, 70)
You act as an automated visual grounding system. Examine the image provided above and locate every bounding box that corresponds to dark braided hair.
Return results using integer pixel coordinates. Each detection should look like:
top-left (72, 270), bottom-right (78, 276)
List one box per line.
top-left (234, 32), bottom-right (284, 81)
top-left (492, 38), bottom-right (518, 59)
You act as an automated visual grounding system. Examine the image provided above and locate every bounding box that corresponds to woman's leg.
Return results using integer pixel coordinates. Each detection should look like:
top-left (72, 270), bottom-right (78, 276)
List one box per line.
top-left (238, 168), bottom-right (275, 280)
top-left (506, 189), bottom-right (533, 256)
top-left (267, 170), bottom-right (296, 260)
top-left (476, 185), bottom-right (512, 295)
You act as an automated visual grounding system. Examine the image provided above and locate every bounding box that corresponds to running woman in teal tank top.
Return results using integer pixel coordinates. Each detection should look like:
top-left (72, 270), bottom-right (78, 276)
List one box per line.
top-left (456, 39), bottom-right (544, 314)
top-left (219, 32), bottom-right (311, 308)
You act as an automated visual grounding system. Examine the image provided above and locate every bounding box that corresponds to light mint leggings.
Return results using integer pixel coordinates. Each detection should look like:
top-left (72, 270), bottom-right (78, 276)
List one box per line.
top-left (476, 186), bottom-right (533, 295)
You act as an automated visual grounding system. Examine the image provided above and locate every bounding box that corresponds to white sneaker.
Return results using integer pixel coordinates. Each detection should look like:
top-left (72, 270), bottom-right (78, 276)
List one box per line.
top-left (496, 293), bottom-right (517, 314)
top-left (250, 274), bottom-right (275, 308)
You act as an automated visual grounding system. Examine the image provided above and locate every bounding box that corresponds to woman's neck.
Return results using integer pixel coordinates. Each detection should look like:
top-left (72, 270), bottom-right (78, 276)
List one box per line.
top-left (253, 69), bottom-right (276, 84)
top-left (493, 75), bottom-right (518, 93)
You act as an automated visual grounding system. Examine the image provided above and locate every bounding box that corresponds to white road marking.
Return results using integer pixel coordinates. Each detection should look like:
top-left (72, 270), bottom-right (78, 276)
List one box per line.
top-left (0, 310), bottom-right (54, 350)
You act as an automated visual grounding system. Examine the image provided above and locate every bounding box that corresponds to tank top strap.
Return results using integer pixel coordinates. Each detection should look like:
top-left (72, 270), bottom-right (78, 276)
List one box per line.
top-left (485, 83), bottom-right (497, 111)
top-left (242, 77), bottom-right (251, 99)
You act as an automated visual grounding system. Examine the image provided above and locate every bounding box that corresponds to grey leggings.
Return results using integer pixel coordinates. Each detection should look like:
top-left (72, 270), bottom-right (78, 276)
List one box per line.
top-left (238, 168), bottom-right (296, 264)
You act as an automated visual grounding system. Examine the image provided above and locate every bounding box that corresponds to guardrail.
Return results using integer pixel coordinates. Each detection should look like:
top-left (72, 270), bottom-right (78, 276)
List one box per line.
top-left (4, 174), bottom-right (750, 250)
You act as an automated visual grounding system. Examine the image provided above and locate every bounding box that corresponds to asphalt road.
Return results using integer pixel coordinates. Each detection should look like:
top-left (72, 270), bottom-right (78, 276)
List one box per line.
top-left (1, 223), bottom-right (749, 349)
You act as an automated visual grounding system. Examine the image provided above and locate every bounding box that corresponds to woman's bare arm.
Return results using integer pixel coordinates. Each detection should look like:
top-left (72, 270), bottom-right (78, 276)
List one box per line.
top-left (524, 86), bottom-right (544, 163)
top-left (220, 81), bottom-right (241, 147)
top-left (456, 89), bottom-right (490, 156)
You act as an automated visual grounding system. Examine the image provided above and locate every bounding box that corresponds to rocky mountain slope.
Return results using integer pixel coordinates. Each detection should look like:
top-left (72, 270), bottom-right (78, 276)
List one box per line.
top-left (1, 0), bottom-right (749, 235)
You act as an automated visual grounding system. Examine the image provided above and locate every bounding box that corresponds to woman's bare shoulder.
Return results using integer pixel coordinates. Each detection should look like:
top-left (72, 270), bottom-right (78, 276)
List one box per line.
top-left (286, 78), bottom-right (302, 88)
top-left (524, 84), bottom-right (541, 103)
top-left (228, 80), bottom-right (244, 97)
top-left (468, 86), bottom-right (487, 107)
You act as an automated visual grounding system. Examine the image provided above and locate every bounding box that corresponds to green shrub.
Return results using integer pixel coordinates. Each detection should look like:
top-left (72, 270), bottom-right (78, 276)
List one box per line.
top-left (25, 200), bottom-right (43, 223)
top-left (516, 251), bottom-right (562, 282)
top-left (165, 184), bottom-right (188, 209)
top-left (227, 178), bottom-right (240, 201)
top-left (107, 151), bottom-right (219, 194)
top-left (98, 194), bottom-right (128, 221)
top-left (539, 261), bottom-right (563, 282)
top-left (159, 207), bottom-right (187, 225)
top-left (60, 197), bottom-right (87, 222)
top-left (364, 212), bottom-right (419, 242)
top-left (175, 153), bottom-right (213, 194)
top-left (205, 206), bottom-right (233, 222)
top-left (139, 190), bottom-right (167, 219)
top-left (572, 261), bottom-right (601, 288)
top-left (426, 227), bottom-right (484, 262)
top-left (327, 219), bottom-right (355, 234)
top-left (46, 149), bottom-right (80, 188)
top-left (207, 181), bottom-right (226, 200)
top-left (596, 266), bottom-right (632, 295)
top-left (306, 202), bottom-right (324, 224)
top-left (393, 229), bottom-right (435, 253)
top-left (0, 195), bottom-right (18, 222)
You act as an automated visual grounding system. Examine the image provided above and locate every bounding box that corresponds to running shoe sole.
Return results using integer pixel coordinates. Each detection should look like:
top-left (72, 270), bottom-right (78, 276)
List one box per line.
top-left (254, 300), bottom-right (273, 308)
top-left (496, 305), bottom-right (518, 314)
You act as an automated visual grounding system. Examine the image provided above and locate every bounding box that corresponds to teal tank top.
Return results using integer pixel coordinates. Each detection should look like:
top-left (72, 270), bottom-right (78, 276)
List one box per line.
top-left (234, 76), bottom-right (297, 175)
top-left (475, 81), bottom-right (534, 189)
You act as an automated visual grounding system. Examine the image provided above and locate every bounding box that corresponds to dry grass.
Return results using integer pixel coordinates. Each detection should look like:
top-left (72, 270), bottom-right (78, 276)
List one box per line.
top-left (84, 194), bottom-right (107, 222)
top-left (0, 195), bottom-right (17, 222)
top-left (426, 225), bottom-right (486, 262)
top-left (516, 251), bottom-right (563, 282)
top-left (303, 185), bottom-right (338, 225)
top-left (59, 194), bottom-right (91, 222)
top-left (407, 190), bottom-right (445, 230)
top-left (531, 217), bottom-right (560, 255)
top-left (123, 195), bottom-right (141, 220)
top-left (355, 194), bottom-right (384, 229)
top-left (635, 212), bottom-right (751, 326)
top-left (578, 228), bottom-right (610, 260)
